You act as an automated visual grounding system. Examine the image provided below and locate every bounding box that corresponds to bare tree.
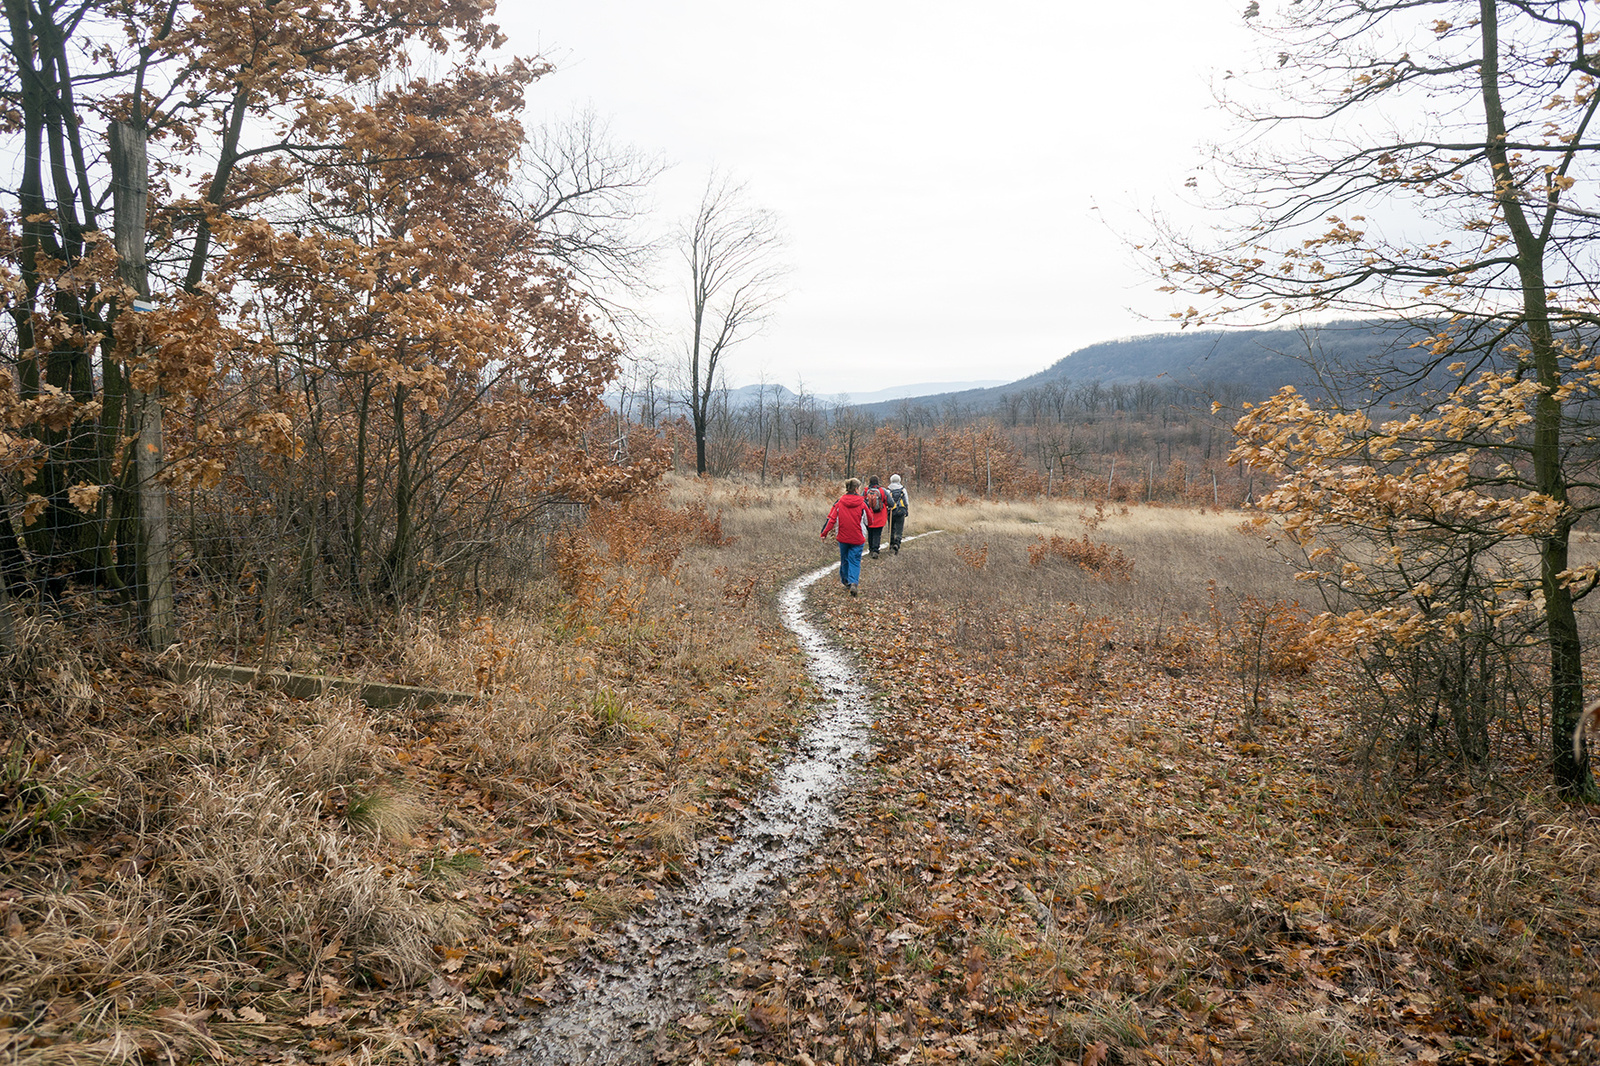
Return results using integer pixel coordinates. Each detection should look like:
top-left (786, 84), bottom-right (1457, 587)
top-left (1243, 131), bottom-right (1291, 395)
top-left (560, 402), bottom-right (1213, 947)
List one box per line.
top-left (789, 384), bottom-right (822, 445)
top-left (749, 376), bottom-right (784, 483)
top-left (518, 108), bottom-right (665, 332)
top-left (612, 349), bottom-right (668, 430)
top-left (679, 174), bottom-right (787, 475)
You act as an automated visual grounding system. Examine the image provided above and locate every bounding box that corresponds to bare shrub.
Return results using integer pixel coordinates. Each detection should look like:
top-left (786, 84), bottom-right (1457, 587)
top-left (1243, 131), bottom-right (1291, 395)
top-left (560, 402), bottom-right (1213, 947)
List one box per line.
top-left (1328, 618), bottom-right (1543, 786)
top-left (1212, 592), bottom-right (1317, 725)
top-left (1027, 533), bottom-right (1133, 580)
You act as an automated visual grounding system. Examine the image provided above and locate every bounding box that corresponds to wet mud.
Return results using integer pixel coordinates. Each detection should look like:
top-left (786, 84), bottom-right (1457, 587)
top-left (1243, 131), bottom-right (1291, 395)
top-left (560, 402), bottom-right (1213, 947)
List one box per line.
top-left (501, 560), bottom-right (881, 1064)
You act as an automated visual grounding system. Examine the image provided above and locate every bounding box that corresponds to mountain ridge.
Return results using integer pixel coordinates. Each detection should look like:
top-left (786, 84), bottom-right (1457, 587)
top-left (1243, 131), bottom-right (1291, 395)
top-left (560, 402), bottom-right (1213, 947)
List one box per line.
top-left (847, 319), bottom-right (1440, 416)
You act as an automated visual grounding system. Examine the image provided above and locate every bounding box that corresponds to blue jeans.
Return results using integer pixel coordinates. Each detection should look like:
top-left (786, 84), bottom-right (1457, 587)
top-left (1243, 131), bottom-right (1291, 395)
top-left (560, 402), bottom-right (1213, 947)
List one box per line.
top-left (837, 541), bottom-right (863, 587)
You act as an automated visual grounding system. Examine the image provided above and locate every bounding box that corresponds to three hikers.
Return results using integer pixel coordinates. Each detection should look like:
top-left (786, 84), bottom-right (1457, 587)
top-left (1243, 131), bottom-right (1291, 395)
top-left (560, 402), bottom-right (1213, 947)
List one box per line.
top-left (822, 473), bottom-right (912, 593)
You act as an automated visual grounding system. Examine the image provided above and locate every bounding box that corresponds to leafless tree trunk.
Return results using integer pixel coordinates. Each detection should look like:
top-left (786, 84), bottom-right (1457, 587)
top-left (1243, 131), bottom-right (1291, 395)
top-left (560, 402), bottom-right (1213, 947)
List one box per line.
top-left (679, 173), bottom-right (787, 476)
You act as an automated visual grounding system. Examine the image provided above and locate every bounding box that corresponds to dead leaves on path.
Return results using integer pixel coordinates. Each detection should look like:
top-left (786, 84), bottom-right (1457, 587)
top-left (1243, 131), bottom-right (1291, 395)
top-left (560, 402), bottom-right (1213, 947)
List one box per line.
top-left (682, 594), bottom-right (1600, 1065)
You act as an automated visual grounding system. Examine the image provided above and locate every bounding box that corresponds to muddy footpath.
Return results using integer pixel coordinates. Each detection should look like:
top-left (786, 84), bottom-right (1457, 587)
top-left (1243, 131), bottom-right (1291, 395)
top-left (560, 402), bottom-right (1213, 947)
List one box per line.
top-left (495, 560), bottom-right (881, 1064)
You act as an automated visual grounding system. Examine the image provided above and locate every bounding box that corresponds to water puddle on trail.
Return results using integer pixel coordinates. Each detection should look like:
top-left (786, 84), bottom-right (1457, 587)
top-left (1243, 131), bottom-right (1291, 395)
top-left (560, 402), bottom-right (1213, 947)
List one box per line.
top-left (500, 560), bottom-right (880, 1064)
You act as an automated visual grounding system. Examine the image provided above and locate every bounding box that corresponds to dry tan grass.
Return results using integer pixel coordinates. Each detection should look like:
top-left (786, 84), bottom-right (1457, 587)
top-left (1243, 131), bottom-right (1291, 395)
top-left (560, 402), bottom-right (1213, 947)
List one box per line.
top-left (163, 762), bottom-right (467, 975)
top-left (1, 688), bottom-right (469, 1061)
top-left (2, 475), bottom-right (829, 1060)
top-left (874, 499), bottom-right (1307, 671)
top-left (662, 478), bottom-right (1282, 622)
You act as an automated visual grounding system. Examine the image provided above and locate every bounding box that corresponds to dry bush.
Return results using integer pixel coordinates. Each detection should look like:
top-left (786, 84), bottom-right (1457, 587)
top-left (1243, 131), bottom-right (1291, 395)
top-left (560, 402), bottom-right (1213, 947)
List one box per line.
top-left (661, 477), bottom-right (834, 609)
top-left (1028, 533), bottom-right (1134, 580)
top-left (1241, 598), bottom-right (1317, 677)
top-left (545, 490), bottom-right (743, 626)
top-left (3, 470), bottom-right (834, 1062)
top-left (1209, 592), bottom-right (1318, 725)
top-left (1322, 618), bottom-right (1547, 788)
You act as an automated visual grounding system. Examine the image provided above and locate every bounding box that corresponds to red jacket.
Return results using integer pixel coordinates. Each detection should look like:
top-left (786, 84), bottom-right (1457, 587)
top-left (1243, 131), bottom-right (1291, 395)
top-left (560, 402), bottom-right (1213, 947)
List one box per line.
top-left (862, 485), bottom-right (890, 529)
top-left (821, 493), bottom-right (869, 546)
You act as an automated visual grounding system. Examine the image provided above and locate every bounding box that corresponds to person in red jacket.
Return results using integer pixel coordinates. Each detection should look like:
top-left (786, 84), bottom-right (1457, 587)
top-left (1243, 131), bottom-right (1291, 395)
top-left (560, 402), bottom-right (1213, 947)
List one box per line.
top-left (862, 475), bottom-right (890, 559)
top-left (821, 477), bottom-right (870, 595)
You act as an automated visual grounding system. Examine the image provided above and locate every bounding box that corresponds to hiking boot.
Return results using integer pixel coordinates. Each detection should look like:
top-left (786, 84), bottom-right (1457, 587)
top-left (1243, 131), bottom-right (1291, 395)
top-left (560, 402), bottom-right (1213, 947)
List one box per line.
top-left (849, 585), bottom-right (858, 597)
top-left (870, 551), bottom-right (880, 559)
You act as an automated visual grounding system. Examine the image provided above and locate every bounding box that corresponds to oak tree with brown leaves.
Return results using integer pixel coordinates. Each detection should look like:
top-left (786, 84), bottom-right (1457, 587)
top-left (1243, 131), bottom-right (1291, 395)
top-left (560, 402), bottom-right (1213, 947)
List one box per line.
top-left (2, 0), bottom-right (657, 629)
top-left (1153, 0), bottom-right (1600, 797)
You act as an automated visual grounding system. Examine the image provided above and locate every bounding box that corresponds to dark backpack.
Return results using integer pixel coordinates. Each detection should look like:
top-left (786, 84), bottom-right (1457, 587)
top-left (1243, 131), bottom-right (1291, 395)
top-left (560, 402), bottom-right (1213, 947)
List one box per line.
top-left (866, 487), bottom-right (885, 513)
top-left (888, 486), bottom-right (908, 515)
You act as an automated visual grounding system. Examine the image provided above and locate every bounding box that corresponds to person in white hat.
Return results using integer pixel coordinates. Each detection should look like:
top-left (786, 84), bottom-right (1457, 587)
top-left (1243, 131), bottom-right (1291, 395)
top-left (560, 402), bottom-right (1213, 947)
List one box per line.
top-left (886, 474), bottom-right (910, 554)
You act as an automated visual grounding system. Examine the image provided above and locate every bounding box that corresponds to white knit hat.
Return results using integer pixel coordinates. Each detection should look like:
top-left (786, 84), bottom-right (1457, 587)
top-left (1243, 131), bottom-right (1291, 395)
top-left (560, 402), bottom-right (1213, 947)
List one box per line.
top-left (889, 474), bottom-right (902, 486)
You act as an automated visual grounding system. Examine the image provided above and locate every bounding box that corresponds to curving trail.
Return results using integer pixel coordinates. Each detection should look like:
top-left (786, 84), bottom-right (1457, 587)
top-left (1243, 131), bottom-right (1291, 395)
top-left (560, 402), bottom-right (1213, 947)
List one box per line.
top-left (502, 560), bottom-right (881, 1064)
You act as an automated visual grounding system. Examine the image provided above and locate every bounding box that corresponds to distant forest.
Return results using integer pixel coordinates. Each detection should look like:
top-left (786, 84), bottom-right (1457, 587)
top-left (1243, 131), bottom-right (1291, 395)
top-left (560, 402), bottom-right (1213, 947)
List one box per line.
top-left (620, 320), bottom-right (1450, 504)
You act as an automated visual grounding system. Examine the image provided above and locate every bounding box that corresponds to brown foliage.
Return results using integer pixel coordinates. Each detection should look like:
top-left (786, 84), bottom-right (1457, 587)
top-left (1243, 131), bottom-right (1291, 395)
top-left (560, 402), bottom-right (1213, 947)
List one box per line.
top-left (0, 481), bottom-right (802, 1062)
top-left (953, 542), bottom-right (989, 570)
top-left (0, 0), bottom-right (538, 598)
top-left (10, 487), bottom-right (1598, 1065)
top-left (1027, 533), bottom-right (1134, 580)
top-left (552, 494), bottom-right (736, 624)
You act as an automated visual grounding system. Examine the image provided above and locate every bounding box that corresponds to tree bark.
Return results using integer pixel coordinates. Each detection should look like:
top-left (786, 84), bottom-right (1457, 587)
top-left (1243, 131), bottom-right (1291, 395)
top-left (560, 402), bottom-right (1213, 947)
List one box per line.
top-left (1477, 0), bottom-right (1592, 798)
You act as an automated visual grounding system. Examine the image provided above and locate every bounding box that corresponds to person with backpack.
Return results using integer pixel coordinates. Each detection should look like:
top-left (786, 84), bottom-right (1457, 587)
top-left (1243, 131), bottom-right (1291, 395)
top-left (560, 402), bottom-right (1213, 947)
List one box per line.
top-left (862, 475), bottom-right (890, 559)
top-left (821, 477), bottom-right (870, 595)
top-left (886, 473), bottom-right (910, 554)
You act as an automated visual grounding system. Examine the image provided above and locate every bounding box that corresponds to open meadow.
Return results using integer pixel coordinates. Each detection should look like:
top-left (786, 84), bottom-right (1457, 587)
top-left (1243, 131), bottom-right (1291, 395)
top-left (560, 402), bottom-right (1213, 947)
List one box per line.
top-left (3, 478), bottom-right (1598, 1065)
top-left (682, 484), bottom-right (1600, 1066)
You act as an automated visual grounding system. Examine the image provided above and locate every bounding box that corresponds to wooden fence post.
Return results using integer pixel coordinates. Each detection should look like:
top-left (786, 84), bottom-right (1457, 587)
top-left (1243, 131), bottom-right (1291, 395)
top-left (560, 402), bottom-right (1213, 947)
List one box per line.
top-left (110, 121), bottom-right (175, 650)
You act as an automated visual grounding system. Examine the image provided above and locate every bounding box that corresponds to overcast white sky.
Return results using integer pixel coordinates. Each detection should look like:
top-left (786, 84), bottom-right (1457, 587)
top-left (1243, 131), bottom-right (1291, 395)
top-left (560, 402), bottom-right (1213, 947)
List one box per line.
top-left (496, 2), bottom-right (1259, 397)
